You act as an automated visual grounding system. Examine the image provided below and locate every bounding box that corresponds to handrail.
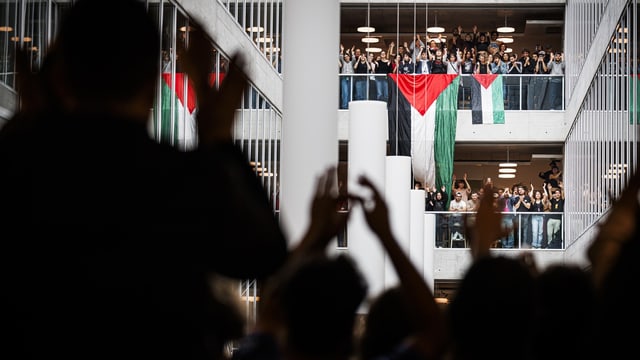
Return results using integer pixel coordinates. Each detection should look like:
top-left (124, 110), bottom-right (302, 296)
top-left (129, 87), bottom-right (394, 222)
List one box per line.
top-left (334, 210), bottom-right (565, 250)
top-left (338, 73), bottom-right (565, 111)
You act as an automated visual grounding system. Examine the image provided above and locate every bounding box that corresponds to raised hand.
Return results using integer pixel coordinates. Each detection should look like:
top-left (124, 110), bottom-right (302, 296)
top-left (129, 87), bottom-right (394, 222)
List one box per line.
top-left (468, 184), bottom-right (508, 260)
top-left (293, 167), bottom-right (351, 257)
top-left (355, 175), bottom-right (393, 241)
top-left (179, 21), bottom-right (248, 146)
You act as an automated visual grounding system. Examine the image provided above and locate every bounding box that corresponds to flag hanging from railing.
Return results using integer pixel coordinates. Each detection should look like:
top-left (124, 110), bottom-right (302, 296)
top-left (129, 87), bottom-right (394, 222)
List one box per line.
top-left (388, 74), bottom-right (459, 189)
top-left (160, 73), bottom-right (197, 149)
top-left (471, 74), bottom-right (505, 124)
top-left (158, 73), bottom-right (224, 149)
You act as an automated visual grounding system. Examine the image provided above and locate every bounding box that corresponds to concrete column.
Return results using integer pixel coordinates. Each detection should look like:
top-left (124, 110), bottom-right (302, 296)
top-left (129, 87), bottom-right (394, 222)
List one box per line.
top-left (384, 156), bottom-right (412, 288)
top-left (279, 0), bottom-right (339, 246)
top-left (423, 213), bottom-right (436, 291)
top-left (347, 100), bottom-right (387, 307)
top-left (410, 189), bottom-right (426, 277)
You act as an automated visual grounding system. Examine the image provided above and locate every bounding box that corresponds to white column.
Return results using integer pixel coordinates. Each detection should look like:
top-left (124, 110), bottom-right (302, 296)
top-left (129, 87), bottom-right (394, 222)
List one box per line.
top-left (279, 0), bottom-right (340, 247)
top-left (409, 189), bottom-right (426, 276)
top-left (423, 213), bottom-right (436, 291)
top-left (347, 100), bottom-right (387, 308)
top-left (384, 156), bottom-right (412, 289)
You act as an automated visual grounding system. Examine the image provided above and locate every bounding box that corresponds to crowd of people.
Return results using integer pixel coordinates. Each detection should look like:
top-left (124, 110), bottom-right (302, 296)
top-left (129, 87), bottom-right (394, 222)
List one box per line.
top-left (339, 26), bottom-right (566, 110)
top-left (419, 164), bottom-right (564, 249)
top-left (1, 2), bottom-right (635, 360)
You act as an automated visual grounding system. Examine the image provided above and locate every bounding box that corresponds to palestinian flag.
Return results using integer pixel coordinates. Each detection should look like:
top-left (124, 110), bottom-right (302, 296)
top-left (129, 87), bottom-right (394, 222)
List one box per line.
top-left (159, 73), bottom-right (197, 149)
top-left (471, 74), bottom-right (505, 124)
top-left (388, 74), bottom-right (459, 191)
top-left (157, 73), bottom-right (224, 149)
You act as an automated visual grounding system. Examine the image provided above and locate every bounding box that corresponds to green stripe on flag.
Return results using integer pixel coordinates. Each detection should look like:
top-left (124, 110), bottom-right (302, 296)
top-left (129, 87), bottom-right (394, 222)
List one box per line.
top-left (491, 76), bottom-right (505, 124)
top-left (434, 76), bottom-right (460, 203)
top-left (160, 81), bottom-right (181, 146)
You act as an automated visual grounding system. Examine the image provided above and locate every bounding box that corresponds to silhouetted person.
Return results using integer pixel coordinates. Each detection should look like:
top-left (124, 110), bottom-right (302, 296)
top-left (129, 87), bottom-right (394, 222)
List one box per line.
top-left (232, 167), bottom-right (367, 360)
top-left (588, 169), bottom-right (640, 360)
top-left (449, 184), bottom-right (536, 360)
top-left (531, 265), bottom-right (596, 360)
top-left (0, 1), bottom-right (287, 359)
top-left (355, 176), bottom-right (448, 360)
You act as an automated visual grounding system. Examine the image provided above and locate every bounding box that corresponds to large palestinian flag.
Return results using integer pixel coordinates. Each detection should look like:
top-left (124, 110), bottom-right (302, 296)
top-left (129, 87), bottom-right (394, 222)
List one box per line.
top-left (471, 74), bottom-right (505, 124)
top-left (388, 74), bottom-right (459, 191)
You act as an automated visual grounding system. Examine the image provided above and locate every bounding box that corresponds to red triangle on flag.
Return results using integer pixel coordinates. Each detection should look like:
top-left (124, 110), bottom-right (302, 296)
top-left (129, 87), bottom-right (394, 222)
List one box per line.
top-left (162, 73), bottom-right (225, 114)
top-left (472, 73), bottom-right (498, 89)
top-left (390, 74), bottom-right (458, 115)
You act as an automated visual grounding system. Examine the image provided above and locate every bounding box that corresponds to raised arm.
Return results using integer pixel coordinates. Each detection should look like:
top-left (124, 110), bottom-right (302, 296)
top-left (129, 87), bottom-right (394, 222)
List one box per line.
top-left (356, 176), bottom-right (448, 360)
top-left (180, 22), bottom-right (248, 146)
top-left (468, 184), bottom-right (507, 260)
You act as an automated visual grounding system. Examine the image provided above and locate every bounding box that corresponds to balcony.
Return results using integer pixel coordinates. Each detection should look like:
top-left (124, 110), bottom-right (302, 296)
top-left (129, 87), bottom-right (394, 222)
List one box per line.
top-left (337, 210), bottom-right (565, 250)
top-left (337, 74), bottom-right (569, 143)
top-left (339, 73), bottom-right (565, 111)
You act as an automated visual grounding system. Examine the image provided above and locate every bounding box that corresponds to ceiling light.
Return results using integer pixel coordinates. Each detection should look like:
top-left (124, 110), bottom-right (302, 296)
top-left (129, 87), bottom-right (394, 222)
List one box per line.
top-left (498, 173), bottom-right (516, 179)
top-left (358, 0), bottom-right (375, 33)
top-left (531, 154), bottom-right (563, 159)
top-left (496, 26), bottom-right (515, 33)
top-left (365, 47), bottom-right (382, 53)
top-left (0, 26), bottom-right (13, 32)
top-left (499, 147), bottom-right (517, 168)
top-left (497, 15), bottom-right (515, 33)
top-left (246, 26), bottom-right (264, 32)
top-left (179, 26), bottom-right (193, 32)
top-left (497, 36), bottom-right (514, 43)
top-left (361, 37), bottom-right (379, 43)
top-left (499, 168), bottom-right (517, 173)
top-left (434, 297), bottom-right (449, 304)
top-left (427, 11), bottom-right (444, 33)
top-left (10, 36), bottom-right (31, 42)
top-left (505, 48), bottom-right (513, 53)
top-left (357, 26), bottom-right (375, 33)
top-left (256, 37), bottom-right (272, 43)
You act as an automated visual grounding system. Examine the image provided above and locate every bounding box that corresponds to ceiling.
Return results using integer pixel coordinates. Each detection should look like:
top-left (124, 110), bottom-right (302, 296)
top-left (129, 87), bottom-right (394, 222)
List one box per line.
top-left (340, 3), bottom-right (565, 54)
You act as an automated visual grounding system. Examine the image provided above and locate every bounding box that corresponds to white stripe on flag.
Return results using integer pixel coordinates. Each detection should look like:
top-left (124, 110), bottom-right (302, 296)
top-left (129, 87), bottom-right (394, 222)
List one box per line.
top-left (411, 105), bottom-right (435, 188)
top-left (480, 83), bottom-right (494, 124)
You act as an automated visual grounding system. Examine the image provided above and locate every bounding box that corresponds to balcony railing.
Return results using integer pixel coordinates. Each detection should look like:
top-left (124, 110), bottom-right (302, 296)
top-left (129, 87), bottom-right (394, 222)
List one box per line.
top-left (339, 74), bottom-right (565, 111)
top-left (335, 210), bottom-right (565, 250)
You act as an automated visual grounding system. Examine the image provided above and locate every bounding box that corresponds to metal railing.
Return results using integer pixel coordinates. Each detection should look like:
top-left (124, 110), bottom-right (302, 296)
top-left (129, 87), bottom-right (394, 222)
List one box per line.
top-left (335, 210), bottom-right (565, 250)
top-left (338, 73), bottom-right (565, 111)
top-left (429, 211), bottom-right (565, 249)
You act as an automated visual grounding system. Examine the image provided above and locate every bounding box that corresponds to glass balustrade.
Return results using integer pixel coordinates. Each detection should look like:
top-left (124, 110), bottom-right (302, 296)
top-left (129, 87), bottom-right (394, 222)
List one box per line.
top-left (333, 210), bottom-right (565, 250)
top-left (338, 74), bottom-right (565, 111)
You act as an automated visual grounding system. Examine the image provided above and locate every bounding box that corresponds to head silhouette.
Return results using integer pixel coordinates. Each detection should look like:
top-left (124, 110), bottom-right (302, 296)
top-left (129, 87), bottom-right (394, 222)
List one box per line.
top-left (52, 0), bottom-right (160, 116)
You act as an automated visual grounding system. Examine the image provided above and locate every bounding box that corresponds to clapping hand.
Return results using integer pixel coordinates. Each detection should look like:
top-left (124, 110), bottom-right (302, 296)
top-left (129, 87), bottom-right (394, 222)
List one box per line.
top-left (180, 21), bottom-right (248, 146)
